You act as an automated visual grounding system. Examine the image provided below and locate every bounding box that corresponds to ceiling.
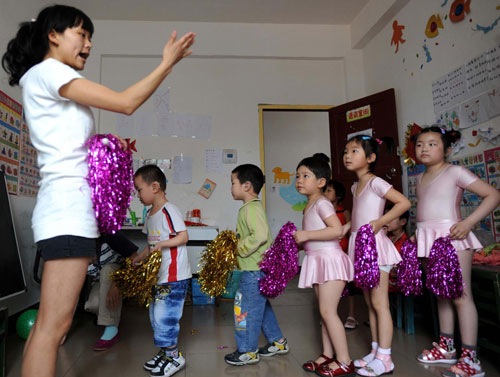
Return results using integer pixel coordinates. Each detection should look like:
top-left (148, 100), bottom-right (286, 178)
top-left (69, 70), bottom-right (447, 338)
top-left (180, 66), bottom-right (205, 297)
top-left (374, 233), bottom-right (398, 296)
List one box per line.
top-left (4, 0), bottom-right (370, 25)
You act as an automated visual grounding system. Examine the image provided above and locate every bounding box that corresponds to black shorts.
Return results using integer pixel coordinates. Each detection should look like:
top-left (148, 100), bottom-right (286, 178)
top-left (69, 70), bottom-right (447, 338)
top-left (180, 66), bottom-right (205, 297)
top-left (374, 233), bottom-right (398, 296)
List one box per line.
top-left (37, 235), bottom-right (98, 261)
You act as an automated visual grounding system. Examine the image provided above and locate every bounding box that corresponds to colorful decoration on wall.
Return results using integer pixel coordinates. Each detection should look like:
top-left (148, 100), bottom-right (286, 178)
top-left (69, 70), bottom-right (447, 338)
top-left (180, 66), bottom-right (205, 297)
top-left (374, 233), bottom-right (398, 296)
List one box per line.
top-left (473, 16), bottom-right (500, 34)
top-left (402, 123), bottom-right (423, 166)
top-left (449, 0), bottom-right (471, 23)
top-left (272, 166), bottom-right (293, 184)
top-left (425, 14), bottom-right (444, 38)
top-left (423, 44), bottom-right (432, 63)
top-left (279, 177), bottom-right (307, 212)
top-left (437, 107), bottom-right (461, 130)
top-left (125, 138), bottom-right (137, 152)
top-left (391, 20), bottom-right (406, 53)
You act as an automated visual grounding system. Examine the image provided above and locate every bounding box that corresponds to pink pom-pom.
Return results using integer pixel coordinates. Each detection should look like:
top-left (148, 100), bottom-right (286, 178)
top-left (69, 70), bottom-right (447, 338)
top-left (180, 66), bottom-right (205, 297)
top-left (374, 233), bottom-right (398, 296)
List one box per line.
top-left (427, 236), bottom-right (464, 299)
top-left (397, 239), bottom-right (423, 296)
top-left (354, 224), bottom-right (380, 289)
top-left (86, 134), bottom-right (133, 234)
top-left (259, 222), bottom-right (299, 298)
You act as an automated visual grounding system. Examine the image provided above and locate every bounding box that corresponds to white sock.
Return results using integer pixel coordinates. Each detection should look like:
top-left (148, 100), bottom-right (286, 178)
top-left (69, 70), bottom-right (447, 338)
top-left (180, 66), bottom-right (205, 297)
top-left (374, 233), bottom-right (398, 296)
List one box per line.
top-left (371, 342), bottom-right (379, 351)
top-left (377, 347), bottom-right (391, 355)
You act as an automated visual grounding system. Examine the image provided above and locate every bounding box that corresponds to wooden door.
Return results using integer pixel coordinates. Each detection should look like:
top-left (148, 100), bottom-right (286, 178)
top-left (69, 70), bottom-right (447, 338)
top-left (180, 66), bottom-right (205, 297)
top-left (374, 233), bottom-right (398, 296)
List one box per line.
top-left (329, 89), bottom-right (401, 211)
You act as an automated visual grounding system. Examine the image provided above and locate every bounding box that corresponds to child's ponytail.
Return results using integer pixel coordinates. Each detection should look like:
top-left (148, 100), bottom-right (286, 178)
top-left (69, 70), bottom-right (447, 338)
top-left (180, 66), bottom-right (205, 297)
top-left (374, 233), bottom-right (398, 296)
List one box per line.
top-left (2, 21), bottom-right (43, 86)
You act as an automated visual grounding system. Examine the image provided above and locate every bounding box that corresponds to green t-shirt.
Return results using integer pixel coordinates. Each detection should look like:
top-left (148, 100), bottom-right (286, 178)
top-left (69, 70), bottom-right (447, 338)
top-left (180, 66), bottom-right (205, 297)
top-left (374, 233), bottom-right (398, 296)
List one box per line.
top-left (236, 199), bottom-right (272, 271)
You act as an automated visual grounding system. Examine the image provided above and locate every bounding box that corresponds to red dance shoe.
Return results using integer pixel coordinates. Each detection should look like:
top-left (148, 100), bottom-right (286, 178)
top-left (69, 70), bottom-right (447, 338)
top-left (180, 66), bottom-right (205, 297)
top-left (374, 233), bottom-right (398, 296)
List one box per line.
top-left (93, 332), bottom-right (120, 351)
top-left (303, 354), bottom-right (335, 373)
top-left (316, 360), bottom-right (355, 377)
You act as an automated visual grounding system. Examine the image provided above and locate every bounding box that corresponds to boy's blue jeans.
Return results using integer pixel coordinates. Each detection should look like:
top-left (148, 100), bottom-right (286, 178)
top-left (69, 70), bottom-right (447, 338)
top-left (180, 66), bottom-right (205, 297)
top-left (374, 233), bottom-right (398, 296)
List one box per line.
top-left (233, 271), bottom-right (283, 353)
top-left (149, 279), bottom-right (189, 348)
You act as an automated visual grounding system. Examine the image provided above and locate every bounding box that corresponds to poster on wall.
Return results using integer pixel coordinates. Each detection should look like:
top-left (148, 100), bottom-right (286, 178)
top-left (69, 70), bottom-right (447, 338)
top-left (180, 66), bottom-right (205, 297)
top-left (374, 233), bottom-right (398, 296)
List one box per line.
top-left (0, 90), bottom-right (21, 195)
top-left (19, 114), bottom-right (40, 197)
top-left (449, 152), bottom-right (493, 235)
top-left (484, 146), bottom-right (500, 241)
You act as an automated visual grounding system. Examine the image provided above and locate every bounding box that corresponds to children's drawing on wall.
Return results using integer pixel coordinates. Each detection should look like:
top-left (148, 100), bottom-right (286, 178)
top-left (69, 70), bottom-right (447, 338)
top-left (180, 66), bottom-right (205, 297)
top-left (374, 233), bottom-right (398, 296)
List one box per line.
top-left (425, 14), bottom-right (444, 38)
top-left (449, 0), bottom-right (471, 23)
top-left (390, 20), bottom-right (406, 53)
top-left (437, 106), bottom-right (460, 130)
top-left (272, 166), bottom-right (293, 184)
top-left (460, 94), bottom-right (489, 128)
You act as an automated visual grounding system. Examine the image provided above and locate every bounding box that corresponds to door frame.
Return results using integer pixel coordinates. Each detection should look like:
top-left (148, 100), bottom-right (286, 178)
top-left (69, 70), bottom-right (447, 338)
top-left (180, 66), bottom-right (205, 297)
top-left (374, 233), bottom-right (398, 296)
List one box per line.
top-left (258, 104), bottom-right (333, 207)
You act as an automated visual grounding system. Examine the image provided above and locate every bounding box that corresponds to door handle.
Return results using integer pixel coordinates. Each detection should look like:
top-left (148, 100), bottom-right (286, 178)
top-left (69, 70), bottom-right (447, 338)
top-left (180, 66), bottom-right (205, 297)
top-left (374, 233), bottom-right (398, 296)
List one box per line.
top-left (385, 168), bottom-right (397, 180)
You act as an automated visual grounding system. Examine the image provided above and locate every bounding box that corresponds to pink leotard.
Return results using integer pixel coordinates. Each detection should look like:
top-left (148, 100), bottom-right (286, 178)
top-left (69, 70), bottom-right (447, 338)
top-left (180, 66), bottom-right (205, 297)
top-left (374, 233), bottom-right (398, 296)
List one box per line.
top-left (416, 164), bottom-right (482, 257)
top-left (298, 197), bottom-right (354, 288)
top-left (348, 177), bottom-right (402, 266)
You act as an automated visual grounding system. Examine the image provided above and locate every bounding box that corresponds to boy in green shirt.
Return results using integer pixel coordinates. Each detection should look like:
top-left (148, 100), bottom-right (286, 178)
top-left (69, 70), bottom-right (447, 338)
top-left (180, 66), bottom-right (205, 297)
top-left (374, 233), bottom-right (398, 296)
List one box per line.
top-left (224, 164), bottom-right (289, 366)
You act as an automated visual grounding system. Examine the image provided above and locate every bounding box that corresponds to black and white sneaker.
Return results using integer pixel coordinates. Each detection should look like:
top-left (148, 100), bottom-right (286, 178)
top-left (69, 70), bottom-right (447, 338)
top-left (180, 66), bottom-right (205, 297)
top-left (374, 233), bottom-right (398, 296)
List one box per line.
top-left (224, 350), bottom-right (260, 366)
top-left (144, 349), bottom-right (166, 371)
top-left (150, 354), bottom-right (185, 377)
top-left (258, 339), bottom-right (289, 357)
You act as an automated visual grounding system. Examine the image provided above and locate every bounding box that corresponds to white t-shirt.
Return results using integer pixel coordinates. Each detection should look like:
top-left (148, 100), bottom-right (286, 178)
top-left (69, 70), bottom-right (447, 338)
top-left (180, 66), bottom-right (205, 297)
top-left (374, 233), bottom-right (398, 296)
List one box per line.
top-left (143, 202), bottom-right (191, 284)
top-left (20, 58), bottom-right (98, 242)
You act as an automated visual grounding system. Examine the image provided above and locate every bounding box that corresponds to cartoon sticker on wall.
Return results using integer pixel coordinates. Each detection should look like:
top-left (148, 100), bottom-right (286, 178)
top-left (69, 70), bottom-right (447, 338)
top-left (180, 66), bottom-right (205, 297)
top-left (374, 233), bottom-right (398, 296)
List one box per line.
top-left (425, 14), bottom-right (444, 38)
top-left (449, 0), bottom-right (471, 23)
top-left (391, 20), bottom-right (406, 53)
top-left (271, 166), bottom-right (307, 212)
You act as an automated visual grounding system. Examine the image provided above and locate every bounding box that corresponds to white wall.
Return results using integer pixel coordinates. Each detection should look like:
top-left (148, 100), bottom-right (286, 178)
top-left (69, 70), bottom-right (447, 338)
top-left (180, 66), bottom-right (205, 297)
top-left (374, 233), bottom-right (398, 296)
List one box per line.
top-left (362, 0), bottom-right (500, 166)
top-left (0, 17), bottom-right (365, 314)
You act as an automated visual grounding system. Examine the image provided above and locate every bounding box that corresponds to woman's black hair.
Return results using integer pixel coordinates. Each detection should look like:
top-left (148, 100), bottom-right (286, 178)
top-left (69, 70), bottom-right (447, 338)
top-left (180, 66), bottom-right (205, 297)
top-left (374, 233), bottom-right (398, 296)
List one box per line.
top-left (2, 5), bottom-right (94, 86)
top-left (345, 135), bottom-right (394, 172)
top-left (411, 125), bottom-right (461, 152)
top-left (326, 179), bottom-right (346, 202)
top-left (296, 156), bottom-right (331, 192)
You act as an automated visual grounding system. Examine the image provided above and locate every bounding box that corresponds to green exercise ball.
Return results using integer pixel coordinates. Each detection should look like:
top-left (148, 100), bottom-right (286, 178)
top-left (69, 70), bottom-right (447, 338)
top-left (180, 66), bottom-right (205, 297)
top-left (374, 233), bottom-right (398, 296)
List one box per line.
top-left (16, 309), bottom-right (38, 340)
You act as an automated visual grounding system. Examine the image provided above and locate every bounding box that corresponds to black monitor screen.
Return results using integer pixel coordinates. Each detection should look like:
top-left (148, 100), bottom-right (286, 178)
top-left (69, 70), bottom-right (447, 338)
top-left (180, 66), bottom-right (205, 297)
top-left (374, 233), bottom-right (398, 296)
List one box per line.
top-left (0, 171), bottom-right (26, 300)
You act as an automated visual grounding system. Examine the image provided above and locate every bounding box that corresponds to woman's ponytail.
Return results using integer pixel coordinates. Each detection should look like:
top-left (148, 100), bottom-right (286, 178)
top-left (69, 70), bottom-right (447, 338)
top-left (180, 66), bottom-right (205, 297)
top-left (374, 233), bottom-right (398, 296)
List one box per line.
top-left (2, 21), bottom-right (44, 86)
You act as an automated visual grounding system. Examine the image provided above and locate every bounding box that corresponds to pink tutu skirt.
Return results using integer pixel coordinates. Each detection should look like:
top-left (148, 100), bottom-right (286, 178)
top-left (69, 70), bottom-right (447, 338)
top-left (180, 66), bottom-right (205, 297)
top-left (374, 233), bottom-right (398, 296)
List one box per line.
top-left (348, 230), bottom-right (402, 266)
top-left (416, 219), bottom-right (482, 258)
top-left (298, 247), bottom-right (354, 288)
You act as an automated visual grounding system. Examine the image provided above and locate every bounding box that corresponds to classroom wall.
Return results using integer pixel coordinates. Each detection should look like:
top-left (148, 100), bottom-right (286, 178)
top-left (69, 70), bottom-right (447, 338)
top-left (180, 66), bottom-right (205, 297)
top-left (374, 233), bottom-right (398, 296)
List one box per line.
top-left (362, 0), bottom-right (500, 190)
top-left (92, 20), bottom-right (364, 231)
top-left (0, 18), bottom-right (366, 314)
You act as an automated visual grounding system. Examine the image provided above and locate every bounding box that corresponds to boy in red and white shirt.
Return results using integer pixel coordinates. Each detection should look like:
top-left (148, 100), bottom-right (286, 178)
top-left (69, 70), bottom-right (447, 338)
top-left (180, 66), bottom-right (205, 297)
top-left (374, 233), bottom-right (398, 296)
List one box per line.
top-left (132, 164), bottom-right (190, 377)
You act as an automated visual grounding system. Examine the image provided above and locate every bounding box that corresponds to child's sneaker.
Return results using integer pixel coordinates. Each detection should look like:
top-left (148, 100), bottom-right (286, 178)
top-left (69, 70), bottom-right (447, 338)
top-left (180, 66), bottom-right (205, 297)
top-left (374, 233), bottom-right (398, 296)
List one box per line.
top-left (144, 349), bottom-right (166, 371)
top-left (150, 354), bottom-right (185, 377)
top-left (258, 339), bottom-right (289, 357)
top-left (224, 349), bottom-right (260, 366)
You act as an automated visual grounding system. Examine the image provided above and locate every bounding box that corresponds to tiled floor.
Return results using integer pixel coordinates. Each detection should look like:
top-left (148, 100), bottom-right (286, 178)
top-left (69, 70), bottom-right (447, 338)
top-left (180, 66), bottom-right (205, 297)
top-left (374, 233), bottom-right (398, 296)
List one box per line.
top-left (6, 279), bottom-right (500, 377)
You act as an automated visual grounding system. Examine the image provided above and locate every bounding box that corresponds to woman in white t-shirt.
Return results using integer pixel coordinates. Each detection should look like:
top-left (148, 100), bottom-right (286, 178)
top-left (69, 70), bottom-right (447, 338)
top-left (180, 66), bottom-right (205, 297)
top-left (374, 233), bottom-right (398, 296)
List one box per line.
top-left (2, 5), bottom-right (194, 377)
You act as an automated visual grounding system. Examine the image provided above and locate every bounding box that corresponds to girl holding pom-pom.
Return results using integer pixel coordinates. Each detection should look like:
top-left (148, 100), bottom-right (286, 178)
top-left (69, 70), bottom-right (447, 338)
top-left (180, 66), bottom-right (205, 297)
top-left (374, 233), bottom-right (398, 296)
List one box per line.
top-left (2, 5), bottom-right (194, 377)
top-left (413, 126), bottom-right (500, 377)
top-left (343, 135), bottom-right (410, 376)
top-left (293, 156), bottom-right (355, 377)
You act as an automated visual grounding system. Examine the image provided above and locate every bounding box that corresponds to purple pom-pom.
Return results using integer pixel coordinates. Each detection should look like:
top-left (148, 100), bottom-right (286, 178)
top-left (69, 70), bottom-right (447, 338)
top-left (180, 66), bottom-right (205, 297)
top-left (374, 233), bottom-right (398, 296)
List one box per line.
top-left (259, 222), bottom-right (299, 298)
top-left (397, 239), bottom-right (423, 296)
top-left (354, 224), bottom-right (380, 289)
top-left (427, 237), bottom-right (464, 299)
top-left (86, 134), bottom-right (133, 234)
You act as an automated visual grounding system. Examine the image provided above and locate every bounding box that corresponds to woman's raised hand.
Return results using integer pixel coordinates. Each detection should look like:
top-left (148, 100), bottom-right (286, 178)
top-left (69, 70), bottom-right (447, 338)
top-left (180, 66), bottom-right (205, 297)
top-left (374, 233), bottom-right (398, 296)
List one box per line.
top-left (162, 31), bottom-right (196, 70)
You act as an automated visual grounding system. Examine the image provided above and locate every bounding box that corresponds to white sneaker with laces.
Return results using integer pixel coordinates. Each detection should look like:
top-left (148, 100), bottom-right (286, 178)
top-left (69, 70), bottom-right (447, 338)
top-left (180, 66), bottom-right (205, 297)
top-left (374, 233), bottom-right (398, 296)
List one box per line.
top-left (150, 353), bottom-right (185, 377)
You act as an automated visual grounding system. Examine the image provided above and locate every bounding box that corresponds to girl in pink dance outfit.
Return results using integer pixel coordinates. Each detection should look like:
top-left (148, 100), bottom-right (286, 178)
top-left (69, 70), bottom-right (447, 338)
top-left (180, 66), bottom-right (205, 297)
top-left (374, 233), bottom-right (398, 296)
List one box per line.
top-left (413, 126), bottom-right (500, 377)
top-left (294, 156), bottom-right (355, 377)
top-left (343, 135), bottom-right (410, 377)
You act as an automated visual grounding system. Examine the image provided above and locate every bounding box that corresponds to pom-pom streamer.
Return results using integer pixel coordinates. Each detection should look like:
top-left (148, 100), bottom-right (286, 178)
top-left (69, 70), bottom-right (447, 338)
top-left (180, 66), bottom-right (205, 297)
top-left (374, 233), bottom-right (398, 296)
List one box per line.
top-left (427, 237), bottom-right (464, 299)
top-left (259, 222), bottom-right (300, 298)
top-left (397, 239), bottom-right (423, 296)
top-left (198, 230), bottom-right (239, 298)
top-left (86, 134), bottom-right (133, 234)
top-left (354, 224), bottom-right (380, 289)
top-left (110, 249), bottom-right (162, 306)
